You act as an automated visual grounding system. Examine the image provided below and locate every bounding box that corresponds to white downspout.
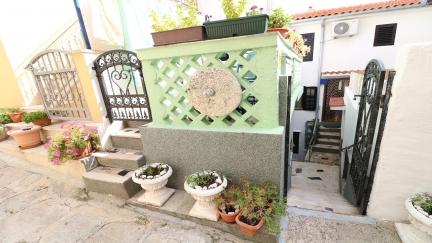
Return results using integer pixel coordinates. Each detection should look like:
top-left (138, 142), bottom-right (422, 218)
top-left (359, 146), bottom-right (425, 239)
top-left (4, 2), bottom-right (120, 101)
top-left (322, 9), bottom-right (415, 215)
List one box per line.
top-left (316, 19), bottom-right (326, 121)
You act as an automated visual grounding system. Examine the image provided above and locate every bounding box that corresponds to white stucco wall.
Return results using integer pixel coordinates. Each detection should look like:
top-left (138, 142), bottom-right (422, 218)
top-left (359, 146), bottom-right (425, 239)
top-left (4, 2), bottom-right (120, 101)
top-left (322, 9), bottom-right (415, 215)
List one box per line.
top-left (367, 42), bottom-right (432, 221)
top-left (292, 110), bottom-right (314, 160)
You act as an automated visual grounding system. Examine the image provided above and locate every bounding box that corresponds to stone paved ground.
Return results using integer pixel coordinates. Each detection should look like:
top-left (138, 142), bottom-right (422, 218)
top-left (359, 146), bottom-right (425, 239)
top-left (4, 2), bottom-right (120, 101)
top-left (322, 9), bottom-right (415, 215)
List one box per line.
top-left (0, 159), bottom-right (247, 243)
top-left (0, 157), bottom-right (401, 243)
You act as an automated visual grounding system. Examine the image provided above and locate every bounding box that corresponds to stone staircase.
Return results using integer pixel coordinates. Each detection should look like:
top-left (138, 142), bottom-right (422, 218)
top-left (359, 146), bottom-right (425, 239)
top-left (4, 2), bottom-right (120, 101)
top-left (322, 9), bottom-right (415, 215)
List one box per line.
top-left (310, 126), bottom-right (341, 165)
top-left (82, 127), bottom-right (146, 199)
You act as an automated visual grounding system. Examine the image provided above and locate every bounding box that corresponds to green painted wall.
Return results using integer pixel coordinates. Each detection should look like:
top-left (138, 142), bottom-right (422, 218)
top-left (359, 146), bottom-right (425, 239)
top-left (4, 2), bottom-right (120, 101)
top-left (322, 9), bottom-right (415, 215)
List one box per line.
top-left (138, 33), bottom-right (302, 132)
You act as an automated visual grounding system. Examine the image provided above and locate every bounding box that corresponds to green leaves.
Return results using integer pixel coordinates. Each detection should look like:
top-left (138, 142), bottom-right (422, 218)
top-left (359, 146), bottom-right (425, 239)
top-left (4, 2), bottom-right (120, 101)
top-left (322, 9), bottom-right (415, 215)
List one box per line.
top-left (268, 7), bottom-right (291, 29)
top-left (23, 111), bottom-right (48, 123)
top-left (221, 0), bottom-right (249, 19)
top-left (150, 0), bottom-right (200, 32)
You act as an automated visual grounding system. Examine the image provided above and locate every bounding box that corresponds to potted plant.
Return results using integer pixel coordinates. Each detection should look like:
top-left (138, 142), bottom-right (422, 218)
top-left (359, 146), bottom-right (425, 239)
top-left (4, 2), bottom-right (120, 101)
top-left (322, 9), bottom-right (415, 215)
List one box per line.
top-left (213, 184), bottom-right (244, 223)
top-left (0, 111), bottom-right (12, 141)
top-left (46, 123), bottom-right (100, 164)
top-left (150, 0), bottom-right (205, 46)
top-left (7, 125), bottom-right (42, 149)
top-left (184, 170), bottom-right (228, 221)
top-left (204, 0), bottom-right (268, 39)
top-left (267, 7), bottom-right (292, 36)
top-left (235, 178), bottom-right (286, 236)
top-left (132, 163), bottom-right (175, 207)
top-left (406, 193), bottom-right (432, 236)
top-left (23, 111), bottom-right (51, 127)
top-left (7, 108), bottom-right (25, 123)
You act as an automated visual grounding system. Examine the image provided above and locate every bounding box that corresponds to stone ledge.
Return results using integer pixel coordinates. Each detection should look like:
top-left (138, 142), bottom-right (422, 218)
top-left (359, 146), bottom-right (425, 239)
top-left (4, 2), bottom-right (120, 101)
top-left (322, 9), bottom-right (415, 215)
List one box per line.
top-left (127, 189), bottom-right (277, 243)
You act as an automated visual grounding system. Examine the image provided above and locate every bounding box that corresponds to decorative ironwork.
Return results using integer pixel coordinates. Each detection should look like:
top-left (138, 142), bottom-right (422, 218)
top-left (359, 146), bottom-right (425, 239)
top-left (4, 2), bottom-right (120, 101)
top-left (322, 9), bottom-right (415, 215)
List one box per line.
top-left (27, 50), bottom-right (90, 120)
top-left (345, 59), bottom-right (386, 206)
top-left (93, 50), bottom-right (152, 122)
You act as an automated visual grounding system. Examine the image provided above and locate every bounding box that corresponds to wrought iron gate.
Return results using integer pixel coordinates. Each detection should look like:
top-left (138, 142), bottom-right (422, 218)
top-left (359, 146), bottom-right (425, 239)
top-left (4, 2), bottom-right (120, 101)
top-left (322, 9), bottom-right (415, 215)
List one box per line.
top-left (93, 50), bottom-right (151, 122)
top-left (343, 59), bottom-right (394, 213)
top-left (27, 50), bottom-right (90, 120)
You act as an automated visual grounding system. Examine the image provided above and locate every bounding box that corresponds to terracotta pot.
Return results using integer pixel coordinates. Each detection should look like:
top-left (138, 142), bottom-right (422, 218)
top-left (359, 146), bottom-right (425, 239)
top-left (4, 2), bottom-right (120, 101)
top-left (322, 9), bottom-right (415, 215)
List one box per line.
top-left (32, 118), bottom-right (51, 127)
top-left (235, 214), bottom-right (265, 236)
top-left (151, 26), bottom-right (206, 46)
top-left (219, 208), bottom-right (240, 223)
top-left (72, 140), bottom-right (95, 160)
top-left (9, 112), bottom-right (25, 123)
top-left (267, 28), bottom-right (289, 36)
top-left (7, 125), bottom-right (42, 149)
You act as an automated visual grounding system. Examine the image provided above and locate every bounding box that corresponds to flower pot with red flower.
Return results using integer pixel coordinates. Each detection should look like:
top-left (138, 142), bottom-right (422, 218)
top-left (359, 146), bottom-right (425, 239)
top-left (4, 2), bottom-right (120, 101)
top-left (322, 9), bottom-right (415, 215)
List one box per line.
top-left (267, 7), bottom-right (291, 36)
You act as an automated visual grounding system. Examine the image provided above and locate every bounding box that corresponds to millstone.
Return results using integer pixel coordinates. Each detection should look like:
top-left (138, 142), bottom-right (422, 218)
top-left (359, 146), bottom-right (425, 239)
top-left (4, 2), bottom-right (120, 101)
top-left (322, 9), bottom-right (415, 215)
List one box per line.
top-left (187, 67), bottom-right (242, 117)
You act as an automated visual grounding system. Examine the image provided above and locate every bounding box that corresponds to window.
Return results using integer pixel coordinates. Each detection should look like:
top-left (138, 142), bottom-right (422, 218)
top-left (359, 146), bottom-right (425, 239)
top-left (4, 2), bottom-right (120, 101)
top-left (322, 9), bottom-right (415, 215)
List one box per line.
top-left (303, 87), bottom-right (317, 110)
top-left (301, 33), bottom-right (314, 62)
top-left (373, 23), bottom-right (397, 46)
top-left (292, 132), bottom-right (300, 154)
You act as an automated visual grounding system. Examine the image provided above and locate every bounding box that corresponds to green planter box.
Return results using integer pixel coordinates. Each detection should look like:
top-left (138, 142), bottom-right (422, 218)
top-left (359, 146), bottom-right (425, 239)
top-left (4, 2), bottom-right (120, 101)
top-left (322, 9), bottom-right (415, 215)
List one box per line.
top-left (204, 14), bottom-right (268, 39)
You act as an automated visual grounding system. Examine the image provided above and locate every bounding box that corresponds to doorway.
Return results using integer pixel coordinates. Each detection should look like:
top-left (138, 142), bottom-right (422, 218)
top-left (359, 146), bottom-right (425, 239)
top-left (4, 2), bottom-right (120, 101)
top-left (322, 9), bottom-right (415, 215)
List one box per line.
top-left (322, 78), bottom-right (349, 123)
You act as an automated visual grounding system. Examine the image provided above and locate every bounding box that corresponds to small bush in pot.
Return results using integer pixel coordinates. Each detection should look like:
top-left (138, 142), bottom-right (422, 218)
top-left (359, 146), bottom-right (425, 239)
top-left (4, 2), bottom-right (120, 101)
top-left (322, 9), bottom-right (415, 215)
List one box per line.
top-left (132, 163), bottom-right (175, 207)
top-left (235, 178), bottom-right (286, 236)
top-left (23, 111), bottom-right (51, 126)
top-left (0, 111), bottom-right (13, 124)
top-left (406, 192), bottom-right (432, 236)
top-left (150, 0), bottom-right (205, 46)
top-left (2, 108), bottom-right (24, 123)
top-left (267, 7), bottom-right (292, 35)
top-left (204, 0), bottom-right (268, 39)
top-left (214, 184), bottom-right (245, 223)
top-left (184, 170), bottom-right (228, 221)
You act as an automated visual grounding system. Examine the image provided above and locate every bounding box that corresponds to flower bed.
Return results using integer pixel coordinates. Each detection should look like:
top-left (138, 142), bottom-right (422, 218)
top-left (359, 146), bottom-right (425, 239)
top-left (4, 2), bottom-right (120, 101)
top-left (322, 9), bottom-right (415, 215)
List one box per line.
top-left (45, 123), bottom-right (100, 165)
top-left (406, 193), bottom-right (432, 236)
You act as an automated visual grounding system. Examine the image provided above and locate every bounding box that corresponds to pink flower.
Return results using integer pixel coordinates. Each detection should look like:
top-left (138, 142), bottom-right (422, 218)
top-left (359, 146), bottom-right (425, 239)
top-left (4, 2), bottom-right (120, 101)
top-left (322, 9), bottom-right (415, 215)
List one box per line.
top-left (250, 5), bottom-right (258, 10)
top-left (63, 130), bottom-right (71, 137)
top-left (43, 142), bottom-right (51, 149)
top-left (53, 150), bottom-right (61, 157)
top-left (71, 147), bottom-right (80, 156)
top-left (52, 157), bottom-right (61, 165)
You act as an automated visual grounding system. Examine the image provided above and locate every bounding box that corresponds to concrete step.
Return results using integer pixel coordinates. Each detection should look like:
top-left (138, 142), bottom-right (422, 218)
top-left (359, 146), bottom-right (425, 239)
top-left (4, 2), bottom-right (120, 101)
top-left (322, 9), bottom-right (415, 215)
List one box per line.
top-left (318, 131), bottom-right (341, 139)
top-left (318, 126), bottom-right (341, 133)
top-left (317, 138), bottom-right (341, 145)
top-left (312, 144), bottom-right (340, 154)
top-left (110, 128), bottom-right (143, 151)
top-left (83, 166), bottom-right (140, 199)
top-left (93, 149), bottom-right (145, 170)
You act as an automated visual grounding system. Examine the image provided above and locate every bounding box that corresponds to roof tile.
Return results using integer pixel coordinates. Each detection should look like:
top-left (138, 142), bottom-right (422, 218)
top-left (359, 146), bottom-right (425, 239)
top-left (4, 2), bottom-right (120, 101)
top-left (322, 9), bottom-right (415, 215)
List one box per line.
top-left (293, 0), bottom-right (422, 20)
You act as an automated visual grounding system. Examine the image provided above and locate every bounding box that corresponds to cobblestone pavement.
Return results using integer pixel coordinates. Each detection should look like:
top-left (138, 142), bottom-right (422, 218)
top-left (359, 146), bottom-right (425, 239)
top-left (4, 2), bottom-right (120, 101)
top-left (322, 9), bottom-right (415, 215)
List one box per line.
top-left (0, 159), bottom-right (248, 243)
top-left (0, 157), bottom-right (401, 243)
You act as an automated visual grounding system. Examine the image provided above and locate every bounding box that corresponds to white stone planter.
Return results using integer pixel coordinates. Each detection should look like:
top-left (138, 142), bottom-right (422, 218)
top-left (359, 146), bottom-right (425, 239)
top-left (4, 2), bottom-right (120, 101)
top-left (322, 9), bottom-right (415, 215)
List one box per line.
top-left (406, 197), bottom-right (432, 236)
top-left (132, 163), bottom-right (175, 207)
top-left (184, 172), bottom-right (228, 221)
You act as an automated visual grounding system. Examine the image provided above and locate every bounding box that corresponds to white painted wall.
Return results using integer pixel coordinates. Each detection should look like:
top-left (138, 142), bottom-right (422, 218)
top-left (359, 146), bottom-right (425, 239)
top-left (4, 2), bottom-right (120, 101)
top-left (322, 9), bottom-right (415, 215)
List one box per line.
top-left (0, 0), bottom-right (76, 68)
top-left (367, 42), bottom-right (432, 221)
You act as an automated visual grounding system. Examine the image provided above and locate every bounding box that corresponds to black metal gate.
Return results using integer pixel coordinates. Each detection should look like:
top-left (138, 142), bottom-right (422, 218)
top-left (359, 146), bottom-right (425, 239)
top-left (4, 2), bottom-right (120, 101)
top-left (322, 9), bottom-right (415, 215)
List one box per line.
top-left (93, 50), bottom-right (152, 122)
top-left (343, 59), bottom-right (394, 213)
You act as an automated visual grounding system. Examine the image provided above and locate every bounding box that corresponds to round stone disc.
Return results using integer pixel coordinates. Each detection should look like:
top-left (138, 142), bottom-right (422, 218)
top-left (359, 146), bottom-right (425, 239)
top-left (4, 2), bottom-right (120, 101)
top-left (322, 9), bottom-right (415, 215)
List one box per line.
top-left (187, 67), bottom-right (242, 117)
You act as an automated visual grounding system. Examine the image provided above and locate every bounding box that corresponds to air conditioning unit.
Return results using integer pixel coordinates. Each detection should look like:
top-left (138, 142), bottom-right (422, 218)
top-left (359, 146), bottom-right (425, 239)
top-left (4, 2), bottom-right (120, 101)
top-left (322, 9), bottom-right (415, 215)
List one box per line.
top-left (331, 19), bottom-right (359, 38)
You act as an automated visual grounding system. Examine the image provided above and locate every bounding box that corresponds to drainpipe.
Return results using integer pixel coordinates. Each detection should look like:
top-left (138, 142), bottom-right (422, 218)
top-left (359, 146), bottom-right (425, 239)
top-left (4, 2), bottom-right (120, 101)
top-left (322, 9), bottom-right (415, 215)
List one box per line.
top-left (315, 19), bottom-right (326, 121)
top-left (73, 0), bottom-right (91, 49)
top-left (116, 0), bottom-right (132, 50)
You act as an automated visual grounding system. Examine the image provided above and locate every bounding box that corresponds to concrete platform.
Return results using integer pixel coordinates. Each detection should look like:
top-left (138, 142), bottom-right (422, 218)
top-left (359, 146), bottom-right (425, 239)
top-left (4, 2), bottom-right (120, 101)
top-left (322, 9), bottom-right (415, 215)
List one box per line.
top-left (395, 223), bottom-right (432, 243)
top-left (110, 128), bottom-right (143, 151)
top-left (288, 161), bottom-right (359, 215)
top-left (93, 149), bottom-right (146, 170)
top-left (127, 189), bottom-right (277, 242)
top-left (83, 166), bottom-right (140, 199)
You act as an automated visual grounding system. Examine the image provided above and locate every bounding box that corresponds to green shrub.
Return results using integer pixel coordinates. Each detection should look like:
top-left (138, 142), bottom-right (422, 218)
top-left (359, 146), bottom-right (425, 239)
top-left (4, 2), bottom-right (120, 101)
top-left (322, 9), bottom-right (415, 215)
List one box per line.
top-left (412, 193), bottom-right (432, 215)
top-left (221, 0), bottom-right (249, 19)
top-left (151, 0), bottom-right (200, 32)
top-left (268, 7), bottom-right (291, 28)
top-left (0, 112), bottom-right (12, 124)
top-left (23, 111), bottom-right (48, 123)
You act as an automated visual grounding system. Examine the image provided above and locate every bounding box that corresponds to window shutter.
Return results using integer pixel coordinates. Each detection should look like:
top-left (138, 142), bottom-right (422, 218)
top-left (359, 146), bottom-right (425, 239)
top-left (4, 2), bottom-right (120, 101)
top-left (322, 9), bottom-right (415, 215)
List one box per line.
top-left (373, 24), bottom-right (397, 46)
